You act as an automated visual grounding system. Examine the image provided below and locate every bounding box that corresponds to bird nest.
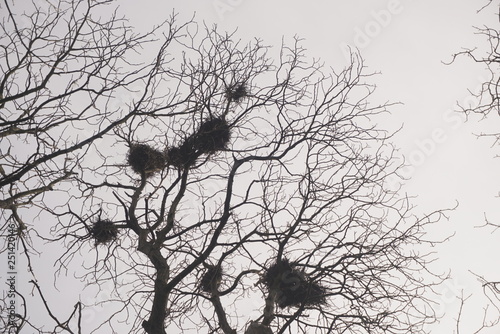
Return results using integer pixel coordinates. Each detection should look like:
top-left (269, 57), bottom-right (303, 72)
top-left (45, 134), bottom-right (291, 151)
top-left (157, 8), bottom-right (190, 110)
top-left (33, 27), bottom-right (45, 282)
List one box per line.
top-left (165, 140), bottom-right (199, 169)
top-left (127, 143), bottom-right (166, 176)
top-left (226, 83), bottom-right (249, 103)
top-left (165, 118), bottom-right (231, 169)
top-left (264, 258), bottom-right (327, 308)
top-left (200, 265), bottom-right (223, 293)
top-left (245, 321), bottom-right (273, 334)
top-left (193, 117), bottom-right (231, 154)
top-left (90, 219), bottom-right (118, 245)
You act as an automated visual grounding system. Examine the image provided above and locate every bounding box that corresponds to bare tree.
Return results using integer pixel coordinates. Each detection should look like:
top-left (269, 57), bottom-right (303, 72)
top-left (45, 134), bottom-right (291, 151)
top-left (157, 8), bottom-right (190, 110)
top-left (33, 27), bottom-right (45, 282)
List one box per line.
top-left (0, 0), bottom-right (189, 332)
top-left (1, 1), bottom-right (449, 334)
top-left (447, 1), bottom-right (500, 149)
top-left (446, 3), bottom-right (500, 332)
top-left (0, 0), bottom-right (171, 231)
top-left (453, 274), bottom-right (500, 334)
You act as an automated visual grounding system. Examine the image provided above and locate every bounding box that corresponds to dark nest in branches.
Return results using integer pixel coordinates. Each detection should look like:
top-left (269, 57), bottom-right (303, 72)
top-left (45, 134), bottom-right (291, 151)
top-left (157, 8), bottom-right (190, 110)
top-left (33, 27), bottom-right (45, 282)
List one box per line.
top-left (193, 117), bottom-right (231, 154)
top-left (127, 143), bottom-right (166, 176)
top-left (90, 219), bottom-right (118, 245)
top-left (226, 83), bottom-right (249, 103)
top-left (165, 140), bottom-right (199, 169)
top-left (264, 258), bottom-right (327, 309)
top-left (165, 118), bottom-right (231, 169)
top-left (200, 265), bottom-right (223, 293)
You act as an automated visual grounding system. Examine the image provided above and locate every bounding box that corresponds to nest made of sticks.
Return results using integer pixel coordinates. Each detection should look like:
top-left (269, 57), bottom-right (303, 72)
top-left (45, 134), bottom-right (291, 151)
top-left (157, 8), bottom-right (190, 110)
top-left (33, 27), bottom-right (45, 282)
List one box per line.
top-left (165, 139), bottom-right (199, 169)
top-left (200, 265), bottom-right (223, 293)
top-left (226, 83), bottom-right (249, 103)
top-left (165, 118), bottom-right (231, 169)
top-left (127, 143), bottom-right (166, 176)
top-left (264, 258), bottom-right (327, 308)
top-left (192, 117), bottom-right (231, 154)
top-left (277, 279), bottom-right (327, 308)
top-left (90, 219), bottom-right (118, 245)
top-left (245, 321), bottom-right (273, 334)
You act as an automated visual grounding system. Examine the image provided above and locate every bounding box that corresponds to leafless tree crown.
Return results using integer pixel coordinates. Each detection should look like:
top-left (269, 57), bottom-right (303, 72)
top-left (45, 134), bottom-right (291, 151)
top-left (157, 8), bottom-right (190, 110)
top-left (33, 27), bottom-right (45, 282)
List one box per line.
top-left (1, 1), bottom-right (448, 334)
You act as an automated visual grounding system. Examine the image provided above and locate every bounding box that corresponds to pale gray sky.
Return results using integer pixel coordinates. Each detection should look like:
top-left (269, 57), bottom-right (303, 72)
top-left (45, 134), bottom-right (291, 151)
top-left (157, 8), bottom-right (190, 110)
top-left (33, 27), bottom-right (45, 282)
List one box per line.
top-left (4, 0), bottom-right (500, 332)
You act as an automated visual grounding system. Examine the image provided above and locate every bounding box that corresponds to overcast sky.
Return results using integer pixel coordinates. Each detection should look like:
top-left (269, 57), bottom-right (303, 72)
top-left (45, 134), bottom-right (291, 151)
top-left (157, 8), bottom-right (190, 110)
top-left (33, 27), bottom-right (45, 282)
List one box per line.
top-left (5, 0), bottom-right (500, 332)
top-left (116, 1), bottom-right (500, 331)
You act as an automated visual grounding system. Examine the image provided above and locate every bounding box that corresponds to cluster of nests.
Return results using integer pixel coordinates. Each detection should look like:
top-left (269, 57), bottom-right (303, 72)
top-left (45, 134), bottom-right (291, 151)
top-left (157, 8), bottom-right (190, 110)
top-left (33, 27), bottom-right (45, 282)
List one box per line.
top-left (263, 258), bottom-right (327, 309)
top-left (127, 83), bottom-right (249, 176)
top-left (89, 219), bottom-right (119, 246)
top-left (127, 117), bottom-right (232, 177)
top-left (199, 258), bottom-right (327, 309)
top-left (166, 117), bottom-right (231, 169)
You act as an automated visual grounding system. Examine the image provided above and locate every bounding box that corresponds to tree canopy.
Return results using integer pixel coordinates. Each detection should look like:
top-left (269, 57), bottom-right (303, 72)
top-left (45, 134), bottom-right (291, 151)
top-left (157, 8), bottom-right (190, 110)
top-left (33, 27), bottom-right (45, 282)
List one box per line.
top-left (0, 1), bottom-right (449, 333)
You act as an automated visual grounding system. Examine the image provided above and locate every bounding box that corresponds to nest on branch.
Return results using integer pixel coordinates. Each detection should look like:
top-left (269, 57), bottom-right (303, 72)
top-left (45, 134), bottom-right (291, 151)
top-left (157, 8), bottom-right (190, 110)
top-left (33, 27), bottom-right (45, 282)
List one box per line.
top-left (193, 117), bottom-right (231, 154)
top-left (165, 117), bottom-right (230, 169)
top-left (264, 258), bottom-right (327, 308)
top-left (90, 219), bottom-right (118, 245)
top-left (226, 83), bottom-right (249, 103)
top-left (127, 143), bottom-right (166, 176)
top-left (200, 265), bottom-right (223, 293)
top-left (165, 139), bottom-right (199, 169)
top-left (244, 321), bottom-right (273, 334)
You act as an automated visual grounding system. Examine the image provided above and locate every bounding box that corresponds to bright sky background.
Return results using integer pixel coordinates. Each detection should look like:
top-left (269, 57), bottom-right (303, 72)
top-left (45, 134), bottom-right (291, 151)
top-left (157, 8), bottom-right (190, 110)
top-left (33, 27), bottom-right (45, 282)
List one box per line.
top-left (117, 1), bottom-right (499, 332)
top-left (4, 0), bottom-right (499, 333)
